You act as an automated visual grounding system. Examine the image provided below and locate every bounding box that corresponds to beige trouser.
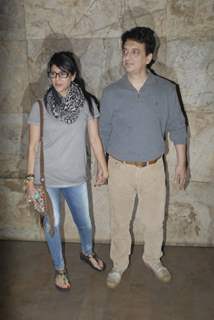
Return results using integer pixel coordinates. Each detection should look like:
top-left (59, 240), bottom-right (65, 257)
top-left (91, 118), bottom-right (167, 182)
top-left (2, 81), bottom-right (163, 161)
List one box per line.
top-left (108, 156), bottom-right (166, 272)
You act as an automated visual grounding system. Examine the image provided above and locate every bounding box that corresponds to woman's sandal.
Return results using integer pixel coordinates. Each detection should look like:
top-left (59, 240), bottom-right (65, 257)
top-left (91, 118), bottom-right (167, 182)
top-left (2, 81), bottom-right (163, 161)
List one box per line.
top-left (80, 252), bottom-right (105, 272)
top-left (55, 269), bottom-right (71, 291)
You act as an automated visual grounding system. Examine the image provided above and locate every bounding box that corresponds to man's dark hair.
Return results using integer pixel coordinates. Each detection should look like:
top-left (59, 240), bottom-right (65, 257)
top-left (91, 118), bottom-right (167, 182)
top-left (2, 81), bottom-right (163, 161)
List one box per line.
top-left (121, 27), bottom-right (156, 55)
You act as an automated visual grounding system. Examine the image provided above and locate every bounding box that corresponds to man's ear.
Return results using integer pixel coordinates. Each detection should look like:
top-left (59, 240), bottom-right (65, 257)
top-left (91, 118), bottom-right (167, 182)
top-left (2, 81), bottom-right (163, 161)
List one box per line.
top-left (146, 53), bottom-right (153, 65)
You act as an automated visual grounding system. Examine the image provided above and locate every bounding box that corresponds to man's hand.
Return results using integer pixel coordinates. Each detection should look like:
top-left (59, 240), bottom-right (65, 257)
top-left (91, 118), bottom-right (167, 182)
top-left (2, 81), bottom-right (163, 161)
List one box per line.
top-left (174, 164), bottom-right (187, 190)
top-left (174, 144), bottom-right (187, 190)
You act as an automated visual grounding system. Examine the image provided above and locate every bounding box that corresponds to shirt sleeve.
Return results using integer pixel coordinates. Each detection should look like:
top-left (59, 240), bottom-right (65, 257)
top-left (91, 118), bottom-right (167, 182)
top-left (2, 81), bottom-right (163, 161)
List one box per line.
top-left (166, 86), bottom-right (187, 145)
top-left (85, 98), bottom-right (100, 120)
top-left (99, 87), bottom-right (114, 153)
top-left (28, 101), bottom-right (40, 126)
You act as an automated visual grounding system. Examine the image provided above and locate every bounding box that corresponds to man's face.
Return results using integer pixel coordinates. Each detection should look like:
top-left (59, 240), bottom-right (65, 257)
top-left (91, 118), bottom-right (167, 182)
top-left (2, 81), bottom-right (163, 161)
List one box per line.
top-left (122, 39), bottom-right (153, 75)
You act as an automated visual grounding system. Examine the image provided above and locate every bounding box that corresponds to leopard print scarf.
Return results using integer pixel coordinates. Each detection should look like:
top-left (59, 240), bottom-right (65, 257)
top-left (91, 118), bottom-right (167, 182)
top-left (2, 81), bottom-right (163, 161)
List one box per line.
top-left (44, 82), bottom-right (85, 124)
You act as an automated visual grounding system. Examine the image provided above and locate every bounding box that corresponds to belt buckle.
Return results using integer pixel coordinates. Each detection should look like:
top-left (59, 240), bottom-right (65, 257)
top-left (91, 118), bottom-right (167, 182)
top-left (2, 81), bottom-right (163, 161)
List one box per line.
top-left (135, 161), bottom-right (146, 168)
top-left (148, 159), bottom-right (157, 165)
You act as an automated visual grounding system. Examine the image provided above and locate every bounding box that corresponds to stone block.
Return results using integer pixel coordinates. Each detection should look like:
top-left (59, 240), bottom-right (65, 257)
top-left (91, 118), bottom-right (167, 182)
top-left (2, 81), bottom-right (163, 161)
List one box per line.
top-left (166, 38), bottom-right (214, 111)
top-left (24, 0), bottom-right (121, 39)
top-left (166, 110), bottom-right (214, 183)
top-left (166, 181), bottom-right (214, 246)
top-left (0, 40), bottom-right (31, 113)
top-left (0, 179), bottom-right (43, 240)
top-left (0, 114), bottom-right (28, 178)
top-left (0, 155), bottom-right (26, 180)
top-left (0, 0), bottom-right (26, 40)
top-left (152, 37), bottom-right (167, 76)
top-left (81, 38), bottom-right (123, 97)
top-left (24, 0), bottom-right (166, 39)
top-left (167, 0), bottom-right (214, 40)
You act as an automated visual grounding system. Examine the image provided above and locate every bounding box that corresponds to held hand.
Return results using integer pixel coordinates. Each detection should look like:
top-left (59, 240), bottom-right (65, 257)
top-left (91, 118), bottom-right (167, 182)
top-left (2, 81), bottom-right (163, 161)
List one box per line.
top-left (95, 167), bottom-right (109, 187)
top-left (174, 164), bottom-right (187, 190)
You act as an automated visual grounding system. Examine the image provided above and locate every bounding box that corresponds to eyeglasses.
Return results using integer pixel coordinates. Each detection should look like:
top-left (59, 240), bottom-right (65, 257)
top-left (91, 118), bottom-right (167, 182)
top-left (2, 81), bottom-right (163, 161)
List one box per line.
top-left (48, 71), bottom-right (69, 79)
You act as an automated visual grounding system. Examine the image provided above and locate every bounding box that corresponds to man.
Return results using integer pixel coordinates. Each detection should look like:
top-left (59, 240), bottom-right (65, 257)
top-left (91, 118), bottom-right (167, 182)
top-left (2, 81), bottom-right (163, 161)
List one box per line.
top-left (99, 27), bottom-right (187, 288)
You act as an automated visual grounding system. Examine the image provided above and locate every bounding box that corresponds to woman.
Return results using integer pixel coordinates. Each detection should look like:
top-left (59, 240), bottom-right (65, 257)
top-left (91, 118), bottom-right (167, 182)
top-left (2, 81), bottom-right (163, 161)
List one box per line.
top-left (26, 51), bottom-right (108, 290)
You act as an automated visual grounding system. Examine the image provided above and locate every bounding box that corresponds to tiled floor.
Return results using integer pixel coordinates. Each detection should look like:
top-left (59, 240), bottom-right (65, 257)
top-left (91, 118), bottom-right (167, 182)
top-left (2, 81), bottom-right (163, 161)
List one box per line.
top-left (0, 241), bottom-right (214, 320)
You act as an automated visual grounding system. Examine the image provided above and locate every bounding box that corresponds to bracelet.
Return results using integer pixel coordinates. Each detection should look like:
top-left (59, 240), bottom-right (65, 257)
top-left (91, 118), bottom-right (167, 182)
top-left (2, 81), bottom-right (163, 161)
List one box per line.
top-left (24, 174), bottom-right (35, 184)
top-left (25, 174), bottom-right (35, 178)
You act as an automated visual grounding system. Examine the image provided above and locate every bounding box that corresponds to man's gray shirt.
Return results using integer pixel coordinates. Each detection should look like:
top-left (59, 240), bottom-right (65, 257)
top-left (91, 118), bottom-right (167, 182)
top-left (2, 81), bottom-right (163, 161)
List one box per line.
top-left (99, 72), bottom-right (187, 162)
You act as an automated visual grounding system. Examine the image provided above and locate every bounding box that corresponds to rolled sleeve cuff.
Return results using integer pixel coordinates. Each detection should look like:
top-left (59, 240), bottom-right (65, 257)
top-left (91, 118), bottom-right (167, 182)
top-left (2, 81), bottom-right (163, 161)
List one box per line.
top-left (171, 129), bottom-right (187, 145)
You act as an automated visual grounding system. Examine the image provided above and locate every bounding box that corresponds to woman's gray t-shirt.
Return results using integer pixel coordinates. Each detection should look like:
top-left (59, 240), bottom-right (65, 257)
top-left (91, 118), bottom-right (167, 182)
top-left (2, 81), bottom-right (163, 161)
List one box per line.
top-left (28, 100), bottom-right (99, 187)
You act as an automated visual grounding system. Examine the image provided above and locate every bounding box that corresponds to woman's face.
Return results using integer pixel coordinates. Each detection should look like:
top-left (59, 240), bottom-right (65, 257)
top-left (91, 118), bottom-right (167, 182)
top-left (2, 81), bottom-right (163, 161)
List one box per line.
top-left (49, 64), bottom-right (76, 96)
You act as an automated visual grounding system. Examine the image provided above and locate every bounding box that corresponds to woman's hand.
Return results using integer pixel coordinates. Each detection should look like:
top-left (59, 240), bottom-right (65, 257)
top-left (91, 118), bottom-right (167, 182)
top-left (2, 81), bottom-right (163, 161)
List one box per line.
top-left (26, 181), bottom-right (37, 202)
top-left (95, 166), bottom-right (108, 187)
top-left (88, 118), bottom-right (109, 187)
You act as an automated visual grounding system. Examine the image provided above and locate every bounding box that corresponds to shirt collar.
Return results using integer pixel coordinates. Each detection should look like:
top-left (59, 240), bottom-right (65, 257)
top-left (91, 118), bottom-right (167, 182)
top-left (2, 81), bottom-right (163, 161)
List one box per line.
top-left (121, 70), bottom-right (157, 91)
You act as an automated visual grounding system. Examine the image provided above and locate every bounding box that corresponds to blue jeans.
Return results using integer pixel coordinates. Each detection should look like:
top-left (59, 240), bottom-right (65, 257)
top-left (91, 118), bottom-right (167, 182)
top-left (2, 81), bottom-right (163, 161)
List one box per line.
top-left (44, 182), bottom-right (93, 270)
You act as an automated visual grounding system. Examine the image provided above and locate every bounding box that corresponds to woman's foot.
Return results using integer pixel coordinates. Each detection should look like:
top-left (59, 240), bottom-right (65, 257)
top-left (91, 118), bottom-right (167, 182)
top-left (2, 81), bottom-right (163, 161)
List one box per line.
top-left (80, 252), bottom-right (105, 271)
top-left (55, 269), bottom-right (71, 291)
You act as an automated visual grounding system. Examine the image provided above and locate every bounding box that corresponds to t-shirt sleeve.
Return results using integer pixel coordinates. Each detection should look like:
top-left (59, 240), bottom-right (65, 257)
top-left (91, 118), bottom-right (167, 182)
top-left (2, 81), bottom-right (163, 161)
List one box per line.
top-left (28, 101), bottom-right (40, 125)
top-left (85, 98), bottom-right (100, 120)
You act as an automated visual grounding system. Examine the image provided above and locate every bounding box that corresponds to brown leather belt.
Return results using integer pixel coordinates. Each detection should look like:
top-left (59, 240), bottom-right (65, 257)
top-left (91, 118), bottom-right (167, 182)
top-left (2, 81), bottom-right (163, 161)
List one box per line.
top-left (112, 156), bottom-right (159, 168)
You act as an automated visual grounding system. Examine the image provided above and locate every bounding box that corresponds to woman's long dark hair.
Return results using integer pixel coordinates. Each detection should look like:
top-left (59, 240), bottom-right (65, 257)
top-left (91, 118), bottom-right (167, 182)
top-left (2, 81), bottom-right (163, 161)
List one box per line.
top-left (47, 51), bottom-right (98, 116)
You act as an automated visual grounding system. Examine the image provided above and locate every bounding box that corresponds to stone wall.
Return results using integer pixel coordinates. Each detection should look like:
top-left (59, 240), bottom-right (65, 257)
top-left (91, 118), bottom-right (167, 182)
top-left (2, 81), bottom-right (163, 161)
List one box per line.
top-left (0, 0), bottom-right (214, 245)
